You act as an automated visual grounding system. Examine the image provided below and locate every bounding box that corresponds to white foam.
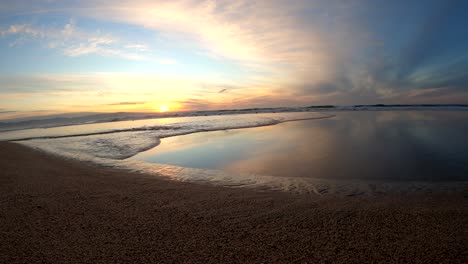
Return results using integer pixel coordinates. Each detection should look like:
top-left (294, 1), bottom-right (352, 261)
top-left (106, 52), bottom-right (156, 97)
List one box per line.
top-left (17, 112), bottom-right (332, 160)
top-left (22, 131), bottom-right (163, 160)
top-left (103, 159), bottom-right (468, 196)
top-left (15, 111), bottom-right (467, 196)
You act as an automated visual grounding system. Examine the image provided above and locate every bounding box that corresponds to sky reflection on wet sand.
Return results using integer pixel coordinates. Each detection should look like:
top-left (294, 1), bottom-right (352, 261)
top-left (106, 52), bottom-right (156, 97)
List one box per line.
top-left (132, 111), bottom-right (468, 182)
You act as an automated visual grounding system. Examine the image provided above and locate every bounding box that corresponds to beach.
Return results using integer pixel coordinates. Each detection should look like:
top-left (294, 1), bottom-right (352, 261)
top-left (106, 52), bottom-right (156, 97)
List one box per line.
top-left (1, 141), bottom-right (467, 263)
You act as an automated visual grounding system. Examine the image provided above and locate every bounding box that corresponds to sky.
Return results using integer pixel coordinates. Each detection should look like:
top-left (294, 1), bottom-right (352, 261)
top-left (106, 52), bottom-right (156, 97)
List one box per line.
top-left (1, 0), bottom-right (468, 119)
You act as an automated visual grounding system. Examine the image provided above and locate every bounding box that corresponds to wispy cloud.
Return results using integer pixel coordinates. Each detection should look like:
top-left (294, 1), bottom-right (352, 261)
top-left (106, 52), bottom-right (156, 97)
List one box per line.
top-left (105, 101), bottom-right (147, 106)
top-left (0, 1), bottom-right (338, 84)
top-left (1, 0), bottom-right (468, 108)
top-left (1, 20), bottom-right (148, 60)
top-left (125, 44), bottom-right (149, 51)
top-left (0, 109), bottom-right (16, 114)
top-left (0, 72), bottom-right (241, 106)
top-left (58, 0), bottom-right (387, 102)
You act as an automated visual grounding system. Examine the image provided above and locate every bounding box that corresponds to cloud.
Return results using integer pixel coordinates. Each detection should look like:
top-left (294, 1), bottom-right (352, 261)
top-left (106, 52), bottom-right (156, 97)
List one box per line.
top-left (0, 72), bottom-right (253, 112)
top-left (63, 35), bottom-right (114, 56)
top-left (125, 44), bottom-right (149, 51)
top-left (71, 0), bottom-right (428, 106)
top-left (0, 74), bottom-right (116, 95)
top-left (175, 98), bottom-right (213, 111)
top-left (1, 24), bottom-right (45, 38)
top-left (1, 20), bottom-right (148, 60)
top-left (0, 109), bottom-right (16, 114)
top-left (50, 0), bottom-right (355, 83)
top-left (396, 1), bottom-right (465, 79)
top-left (105, 101), bottom-right (147, 106)
top-left (1, 0), bottom-right (468, 107)
top-left (0, 3), bottom-right (411, 94)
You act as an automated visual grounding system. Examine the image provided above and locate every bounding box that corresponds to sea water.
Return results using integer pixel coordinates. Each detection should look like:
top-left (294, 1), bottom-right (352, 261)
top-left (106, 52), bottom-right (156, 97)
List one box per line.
top-left (2, 110), bottom-right (467, 195)
top-left (131, 111), bottom-right (468, 182)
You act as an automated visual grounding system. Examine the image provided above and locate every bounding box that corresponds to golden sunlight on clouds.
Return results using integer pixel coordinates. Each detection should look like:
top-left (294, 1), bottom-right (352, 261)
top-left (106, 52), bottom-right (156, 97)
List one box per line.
top-left (0, 0), bottom-right (369, 118)
top-left (0, 70), bottom-right (306, 117)
top-left (77, 0), bottom-right (339, 84)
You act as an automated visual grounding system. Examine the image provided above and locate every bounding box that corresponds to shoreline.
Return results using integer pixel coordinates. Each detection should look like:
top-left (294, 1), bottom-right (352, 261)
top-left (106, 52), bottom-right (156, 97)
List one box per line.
top-left (1, 142), bottom-right (467, 263)
top-left (2, 106), bottom-right (468, 133)
top-left (20, 134), bottom-right (468, 197)
top-left (2, 111), bottom-right (335, 142)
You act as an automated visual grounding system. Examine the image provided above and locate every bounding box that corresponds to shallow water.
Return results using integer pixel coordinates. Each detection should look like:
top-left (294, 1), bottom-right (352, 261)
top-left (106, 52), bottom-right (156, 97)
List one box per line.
top-left (2, 112), bottom-right (329, 159)
top-left (131, 111), bottom-right (468, 182)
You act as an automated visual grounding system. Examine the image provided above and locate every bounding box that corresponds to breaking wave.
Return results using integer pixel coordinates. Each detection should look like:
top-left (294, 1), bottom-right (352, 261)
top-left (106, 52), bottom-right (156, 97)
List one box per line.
top-left (14, 112), bottom-right (334, 160)
top-left (7, 111), bottom-right (466, 196)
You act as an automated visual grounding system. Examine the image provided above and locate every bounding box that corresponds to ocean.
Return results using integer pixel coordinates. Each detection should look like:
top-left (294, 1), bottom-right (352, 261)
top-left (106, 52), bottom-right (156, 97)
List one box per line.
top-left (2, 109), bottom-right (467, 195)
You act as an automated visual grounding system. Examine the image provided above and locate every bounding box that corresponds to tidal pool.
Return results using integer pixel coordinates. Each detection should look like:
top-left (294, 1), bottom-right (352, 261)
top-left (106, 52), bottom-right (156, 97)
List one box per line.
top-left (131, 111), bottom-right (468, 182)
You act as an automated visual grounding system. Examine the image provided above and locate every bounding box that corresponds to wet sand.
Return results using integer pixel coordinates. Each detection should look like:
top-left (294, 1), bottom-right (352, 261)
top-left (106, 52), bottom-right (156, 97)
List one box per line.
top-left (1, 142), bottom-right (467, 263)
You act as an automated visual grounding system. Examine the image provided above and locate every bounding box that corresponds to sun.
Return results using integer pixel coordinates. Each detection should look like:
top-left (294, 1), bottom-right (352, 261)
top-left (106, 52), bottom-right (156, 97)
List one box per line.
top-left (158, 104), bottom-right (169, 112)
top-left (153, 102), bottom-right (181, 113)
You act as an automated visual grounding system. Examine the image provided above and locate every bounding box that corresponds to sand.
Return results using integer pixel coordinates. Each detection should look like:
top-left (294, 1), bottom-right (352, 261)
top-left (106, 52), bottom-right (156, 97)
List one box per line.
top-left (0, 141), bottom-right (467, 263)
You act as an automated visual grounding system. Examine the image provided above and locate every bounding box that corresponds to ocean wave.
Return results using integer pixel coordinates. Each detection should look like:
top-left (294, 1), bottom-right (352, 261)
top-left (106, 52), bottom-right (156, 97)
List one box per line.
top-left (16, 111), bottom-right (467, 195)
top-left (18, 112), bottom-right (334, 160)
top-left (22, 131), bottom-right (163, 160)
top-left (3, 105), bottom-right (466, 133)
top-left (9, 125), bottom-right (183, 141)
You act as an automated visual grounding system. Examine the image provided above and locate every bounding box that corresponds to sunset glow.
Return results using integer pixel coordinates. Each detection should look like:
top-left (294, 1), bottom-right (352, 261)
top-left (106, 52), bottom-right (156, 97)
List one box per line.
top-left (158, 104), bottom-right (169, 113)
top-left (0, 1), bottom-right (467, 120)
top-left (1, 2), bottom-right (468, 261)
